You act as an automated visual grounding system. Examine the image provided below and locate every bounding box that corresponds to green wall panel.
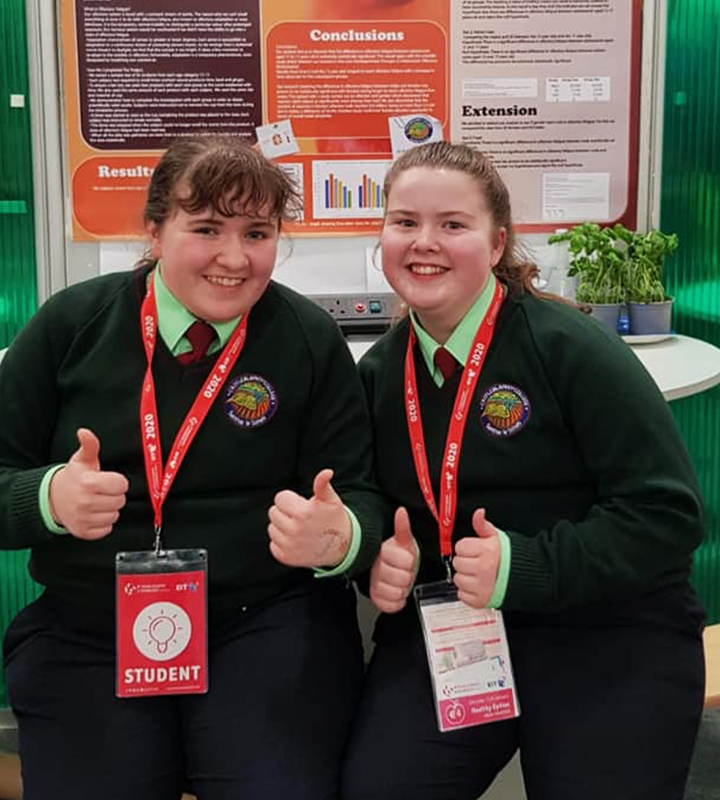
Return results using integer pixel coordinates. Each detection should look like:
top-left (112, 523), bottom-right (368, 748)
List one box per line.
top-left (0, 0), bottom-right (38, 347)
top-left (662, 0), bottom-right (720, 622)
top-left (0, 0), bottom-right (42, 708)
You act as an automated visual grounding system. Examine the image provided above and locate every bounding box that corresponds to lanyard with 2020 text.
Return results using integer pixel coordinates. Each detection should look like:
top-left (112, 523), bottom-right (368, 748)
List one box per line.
top-left (139, 276), bottom-right (248, 551)
top-left (404, 280), bottom-right (504, 576)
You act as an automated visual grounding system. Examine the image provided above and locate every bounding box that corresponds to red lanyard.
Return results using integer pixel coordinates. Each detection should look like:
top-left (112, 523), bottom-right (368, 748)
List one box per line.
top-left (139, 277), bottom-right (248, 548)
top-left (404, 280), bottom-right (504, 567)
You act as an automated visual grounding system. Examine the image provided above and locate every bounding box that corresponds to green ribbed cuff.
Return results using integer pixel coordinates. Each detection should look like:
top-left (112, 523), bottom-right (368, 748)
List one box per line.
top-left (487, 528), bottom-right (510, 608)
top-left (39, 464), bottom-right (68, 534)
top-left (313, 505), bottom-right (361, 578)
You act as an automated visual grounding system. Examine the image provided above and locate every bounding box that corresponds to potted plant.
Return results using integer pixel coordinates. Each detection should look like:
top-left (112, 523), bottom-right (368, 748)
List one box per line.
top-left (622, 228), bottom-right (679, 335)
top-left (548, 223), bottom-right (626, 332)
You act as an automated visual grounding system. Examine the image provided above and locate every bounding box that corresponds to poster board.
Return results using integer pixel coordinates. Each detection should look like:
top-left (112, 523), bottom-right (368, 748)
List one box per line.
top-left (60, 0), bottom-right (641, 242)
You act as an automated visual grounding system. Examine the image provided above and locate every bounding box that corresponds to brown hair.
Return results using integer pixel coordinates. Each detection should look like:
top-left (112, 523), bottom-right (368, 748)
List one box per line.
top-left (382, 141), bottom-right (541, 296)
top-left (137, 135), bottom-right (301, 270)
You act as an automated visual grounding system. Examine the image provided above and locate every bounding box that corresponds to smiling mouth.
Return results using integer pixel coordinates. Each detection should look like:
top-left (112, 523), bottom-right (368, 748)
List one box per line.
top-left (204, 275), bottom-right (245, 287)
top-left (408, 264), bottom-right (448, 276)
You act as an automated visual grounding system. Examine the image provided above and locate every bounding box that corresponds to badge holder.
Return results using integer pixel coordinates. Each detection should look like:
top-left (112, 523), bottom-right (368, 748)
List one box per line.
top-left (414, 580), bottom-right (520, 732)
top-left (116, 548), bottom-right (208, 698)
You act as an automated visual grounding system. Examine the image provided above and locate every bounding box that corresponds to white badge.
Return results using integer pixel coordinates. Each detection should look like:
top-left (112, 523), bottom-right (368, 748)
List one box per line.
top-left (255, 119), bottom-right (300, 158)
top-left (388, 114), bottom-right (443, 157)
top-left (415, 581), bottom-right (520, 732)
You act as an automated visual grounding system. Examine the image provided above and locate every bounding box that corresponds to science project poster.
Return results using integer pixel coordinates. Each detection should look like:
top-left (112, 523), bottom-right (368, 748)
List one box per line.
top-left (60, 0), bottom-right (639, 241)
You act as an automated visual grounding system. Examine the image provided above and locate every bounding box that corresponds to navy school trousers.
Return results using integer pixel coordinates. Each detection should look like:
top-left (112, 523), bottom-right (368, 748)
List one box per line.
top-left (342, 582), bottom-right (705, 800)
top-left (4, 579), bottom-right (364, 800)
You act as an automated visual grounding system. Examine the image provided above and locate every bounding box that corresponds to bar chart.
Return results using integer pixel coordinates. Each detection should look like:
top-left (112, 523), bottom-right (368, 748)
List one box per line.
top-left (312, 160), bottom-right (391, 219)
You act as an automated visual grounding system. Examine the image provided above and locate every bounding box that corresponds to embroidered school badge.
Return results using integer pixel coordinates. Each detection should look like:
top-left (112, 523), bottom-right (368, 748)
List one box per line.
top-left (224, 374), bottom-right (278, 429)
top-left (479, 384), bottom-right (531, 437)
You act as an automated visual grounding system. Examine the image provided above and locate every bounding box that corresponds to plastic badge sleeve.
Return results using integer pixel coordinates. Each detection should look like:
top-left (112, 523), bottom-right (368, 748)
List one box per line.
top-left (116, 548), bottom-right (208, 698)
top-left (414, 581), bottom-right (520, 732)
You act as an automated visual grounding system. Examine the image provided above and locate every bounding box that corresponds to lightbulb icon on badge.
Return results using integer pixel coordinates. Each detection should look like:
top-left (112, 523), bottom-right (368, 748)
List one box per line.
top-left (133, 602), bottom-right (192, 661)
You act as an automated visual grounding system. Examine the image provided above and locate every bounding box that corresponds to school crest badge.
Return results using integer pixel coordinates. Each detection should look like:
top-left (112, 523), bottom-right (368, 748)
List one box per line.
top-left (479, 384), bottom-right (530, 437)
top-left (224, 374), bottom-right (278, 429)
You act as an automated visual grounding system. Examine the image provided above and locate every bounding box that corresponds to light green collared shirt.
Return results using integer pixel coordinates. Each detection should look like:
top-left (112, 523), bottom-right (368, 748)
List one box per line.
top-left (409, 274), bottom-right (511, 608)
top-left (40, 266), bottom-right (361, 577)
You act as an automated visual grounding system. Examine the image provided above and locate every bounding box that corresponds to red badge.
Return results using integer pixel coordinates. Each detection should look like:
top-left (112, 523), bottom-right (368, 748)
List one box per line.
top-left (116, 552), bottom-right (208, 698)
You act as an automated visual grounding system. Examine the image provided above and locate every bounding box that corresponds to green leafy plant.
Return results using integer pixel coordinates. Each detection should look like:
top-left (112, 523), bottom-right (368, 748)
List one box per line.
top-left (549, 223), bottom-right (679, 305)
top-left (623, 228), bottom-right (679, 303)
top-left (548, 222), bottom-right (625, 304)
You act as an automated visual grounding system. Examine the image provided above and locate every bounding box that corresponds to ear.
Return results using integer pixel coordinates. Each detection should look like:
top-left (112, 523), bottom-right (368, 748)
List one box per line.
top-left (491, 227), bottom-right (507, 268)
top-left (146, 220), bottom-right (162, 259)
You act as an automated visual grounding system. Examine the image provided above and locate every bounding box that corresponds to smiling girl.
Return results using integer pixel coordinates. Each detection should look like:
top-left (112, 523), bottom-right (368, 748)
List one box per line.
top-left (342, 142), bottom-right (705, 800)
top-left (0, 136), bottom-right (387, 800)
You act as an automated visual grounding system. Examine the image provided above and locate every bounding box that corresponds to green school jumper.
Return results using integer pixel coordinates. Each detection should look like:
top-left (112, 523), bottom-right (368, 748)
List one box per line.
top-left (360, 289), bottom-right (703, 613)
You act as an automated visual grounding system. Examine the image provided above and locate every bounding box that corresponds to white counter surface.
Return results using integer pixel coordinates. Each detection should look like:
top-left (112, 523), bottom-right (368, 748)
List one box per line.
top-left (626, 334), bottom-right (720, 401)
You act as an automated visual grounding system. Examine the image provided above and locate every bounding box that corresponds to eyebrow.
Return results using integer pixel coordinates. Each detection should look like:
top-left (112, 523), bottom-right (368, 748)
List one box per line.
top-left (187, 214), bottom-right (276, 226)
top-left (386, 208), bottom-right (475, 218)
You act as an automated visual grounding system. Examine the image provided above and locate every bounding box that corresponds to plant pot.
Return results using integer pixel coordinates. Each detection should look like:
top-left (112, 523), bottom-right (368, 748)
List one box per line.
top-left (626, 299), bottom-right (673, 335)
top-left (584, 303), bottom-right (622, 333)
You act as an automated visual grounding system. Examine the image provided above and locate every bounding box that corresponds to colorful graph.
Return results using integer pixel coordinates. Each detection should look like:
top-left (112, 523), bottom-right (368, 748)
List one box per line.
top-left (312, 160), bottom-right (391, 220)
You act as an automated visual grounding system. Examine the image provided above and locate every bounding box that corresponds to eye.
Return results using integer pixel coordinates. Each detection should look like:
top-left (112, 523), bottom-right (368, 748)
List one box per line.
top-left (246, 229), bottom-right (268, 240)
top-left (444, 220), bottom-right (465, 230)
top-left (193, 226), bottom-right (219, 237)
top-left (392, 218), bottom-right (416, 228)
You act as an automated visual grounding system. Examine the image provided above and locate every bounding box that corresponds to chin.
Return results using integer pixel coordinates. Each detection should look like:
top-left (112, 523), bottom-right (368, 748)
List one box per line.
top-left (207, 309), bottom-right (246, 324)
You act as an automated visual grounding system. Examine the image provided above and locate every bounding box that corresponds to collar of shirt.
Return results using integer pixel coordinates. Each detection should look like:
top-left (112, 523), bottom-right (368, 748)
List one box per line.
top-left (154, 264), bottom-right (241, 356)
top-left (410, 273), bottom-right (497, 388)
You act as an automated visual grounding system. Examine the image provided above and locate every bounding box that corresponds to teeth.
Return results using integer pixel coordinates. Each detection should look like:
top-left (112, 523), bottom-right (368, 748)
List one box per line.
top-left (206, 275), bottom-right (244, 287)
top-left (410, 264), bottom-right (446, 275)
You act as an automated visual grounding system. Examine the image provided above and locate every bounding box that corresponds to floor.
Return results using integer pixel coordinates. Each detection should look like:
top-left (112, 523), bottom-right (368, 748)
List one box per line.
top-left (685, 708), bottom-right (720, 800)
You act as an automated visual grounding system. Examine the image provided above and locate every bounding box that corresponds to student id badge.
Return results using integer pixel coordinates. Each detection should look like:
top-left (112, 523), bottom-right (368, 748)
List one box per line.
top-left (415, 581), bottom-right (520, 732)
top-left (115, 549), bottom-right (208, 698)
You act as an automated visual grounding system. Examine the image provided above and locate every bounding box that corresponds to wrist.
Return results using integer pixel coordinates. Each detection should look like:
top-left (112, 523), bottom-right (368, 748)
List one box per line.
top-left (322, 524), bottom-right (352, 567)
top-left (40, 464), bottom-right (69, 534)
top-left (47, 466), bottom-right (66, 526)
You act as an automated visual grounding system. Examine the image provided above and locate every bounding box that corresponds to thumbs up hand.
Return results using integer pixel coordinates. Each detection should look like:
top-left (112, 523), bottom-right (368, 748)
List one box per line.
top-left (268, 469), bottom-right (352, 568)
top-left (370, 507), bottom-right (418, 614)
top-left (48, 428), bottom-right (129, 540)
top-left (452, 508), bottom-right (501, 609)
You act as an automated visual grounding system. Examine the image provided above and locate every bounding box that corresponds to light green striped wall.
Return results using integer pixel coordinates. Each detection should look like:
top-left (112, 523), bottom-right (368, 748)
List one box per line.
top-left (662, 0), bottom-right (720, 622)
top-left (0, 0), bottom-right (37, 346)
top-left (0, 0), bottom-right (42, 707)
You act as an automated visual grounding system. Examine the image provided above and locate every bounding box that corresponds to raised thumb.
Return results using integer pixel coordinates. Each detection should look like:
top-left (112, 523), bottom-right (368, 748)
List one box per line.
top-left (70, 428), bottom-right (101, 471)
top-left (472, 508), bottom-right (493, 538)
top-left (313, 468), bottom-right (340, 504)
top-left (393, 507), bottom-right (414, 549)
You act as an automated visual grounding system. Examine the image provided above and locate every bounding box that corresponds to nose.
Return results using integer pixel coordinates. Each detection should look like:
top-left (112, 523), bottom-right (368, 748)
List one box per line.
top-left (411, 224), bottom-right (440, 252)
top-left (216, 237), bottom-right (249, 270)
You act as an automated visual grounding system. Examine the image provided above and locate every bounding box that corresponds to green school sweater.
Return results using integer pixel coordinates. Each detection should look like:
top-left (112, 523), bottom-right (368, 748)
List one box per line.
top-left (360, 290), bottom-right (704, 613)
top-left (0, 268), bottom-right (388, 615)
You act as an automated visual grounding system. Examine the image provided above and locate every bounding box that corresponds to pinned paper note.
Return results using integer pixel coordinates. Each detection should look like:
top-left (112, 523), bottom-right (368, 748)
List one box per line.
top-left (255, 120), bottom-right (300, 158)
top-left (388, 114), bottom-right (443, 157)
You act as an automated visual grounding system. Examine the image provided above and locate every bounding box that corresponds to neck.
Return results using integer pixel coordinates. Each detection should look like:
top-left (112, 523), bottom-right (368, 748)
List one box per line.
top-left (414, 278), bottom-right (491, 344)
top-left (414, 312), bottom-right (457, 345)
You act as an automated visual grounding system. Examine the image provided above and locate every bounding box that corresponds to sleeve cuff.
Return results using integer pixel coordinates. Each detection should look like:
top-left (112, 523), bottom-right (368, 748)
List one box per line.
top-left (314, 505), bottom-right (361, 578)
top-left (486, 527), bottom-right (510, 608)
top-left (39, 464), bottom-right (69, 534)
